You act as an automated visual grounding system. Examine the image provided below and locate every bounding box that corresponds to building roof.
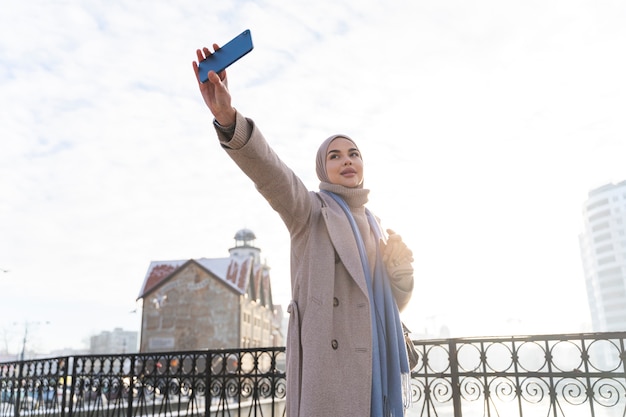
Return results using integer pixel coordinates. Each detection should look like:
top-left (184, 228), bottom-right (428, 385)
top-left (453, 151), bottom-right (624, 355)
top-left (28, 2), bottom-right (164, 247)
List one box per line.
top-left (137, 255), bottom-right (274, 308)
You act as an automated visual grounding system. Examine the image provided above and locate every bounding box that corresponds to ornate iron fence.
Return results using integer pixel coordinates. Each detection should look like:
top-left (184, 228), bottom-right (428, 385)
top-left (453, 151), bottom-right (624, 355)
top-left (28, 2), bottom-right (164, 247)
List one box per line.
top-left (407, 331), bottom-right (626, 417)
top-left (1, 348), bottom-right (286, 417)
top-left (2, 332), bottom-right (626, 417)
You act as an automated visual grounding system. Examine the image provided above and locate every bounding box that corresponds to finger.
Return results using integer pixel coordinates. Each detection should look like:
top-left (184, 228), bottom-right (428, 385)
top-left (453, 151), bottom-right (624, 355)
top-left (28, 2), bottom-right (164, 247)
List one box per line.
top-left (385, 236), bottom-right (409, 264)
top-left (192, 61), bottom-right (201, 82)
top-left (388, 246), bottom-right (403, 264)
top-left (383, 240), bottom-right (401, 263)
top-left (208, 70), bottom-right (222, 84)
top-left (385, 246), bottom-right (403, 266)
top-left (198, 44), bottom-right (221, 60)
top-left (194, 49), bottom-right (208, 83)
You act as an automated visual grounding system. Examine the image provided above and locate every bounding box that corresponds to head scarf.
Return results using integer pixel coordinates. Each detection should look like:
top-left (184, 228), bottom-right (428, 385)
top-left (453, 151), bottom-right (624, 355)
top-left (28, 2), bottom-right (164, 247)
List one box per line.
top-left (315, 134), bottom-right (363, 188)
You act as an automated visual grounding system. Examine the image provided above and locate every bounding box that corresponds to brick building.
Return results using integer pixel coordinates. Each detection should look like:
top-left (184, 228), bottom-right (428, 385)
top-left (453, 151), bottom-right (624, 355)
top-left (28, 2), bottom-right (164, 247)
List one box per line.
top-left (137, 229), bottom-right (283, 352)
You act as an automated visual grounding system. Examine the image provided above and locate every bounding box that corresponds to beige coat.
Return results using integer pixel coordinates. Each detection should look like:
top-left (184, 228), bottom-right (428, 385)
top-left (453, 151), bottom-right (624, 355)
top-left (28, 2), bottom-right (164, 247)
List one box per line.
top-left (216, 112), bottom-right (413, 417)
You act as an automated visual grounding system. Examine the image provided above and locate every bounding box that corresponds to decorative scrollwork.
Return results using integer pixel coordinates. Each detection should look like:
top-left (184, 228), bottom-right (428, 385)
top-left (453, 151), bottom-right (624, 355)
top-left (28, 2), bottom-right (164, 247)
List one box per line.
top-left (518, 376), bottom-right (548, 404)
top-left (224, 376), bottom-right (240, 398)
top-left (208, 378), bottom-right (223, 398)
top-left (239, 377), bottom-right (254, 400)
top-left (550, 340), bottom-right (584, 373)
top-left (456, 343), bottom-right (482, 373)
top-left (555, 377), bottom-right (587, 406)
top-left (516, 341), bottom-right (548, 372)
top-left (429, 377), bottom-right (454, 403)
top-left (424, 344), bottom-right (452, 373)
top-left (587, 338), bottom-right (623, 372)
top-left (5, 336), bottom-right (626, 417)
top-left (459, 376), bottom-right (483, 402)
top-left (274, 379), bottom-right (287, 399)
top-left (591, 377), bottom-right (626, 408)
top-left (408, 379), bottom-right (424, 404)
top-left (489, 376), bottom-right (516, 402)
top-left (484, 342), bottom-right (516, 373)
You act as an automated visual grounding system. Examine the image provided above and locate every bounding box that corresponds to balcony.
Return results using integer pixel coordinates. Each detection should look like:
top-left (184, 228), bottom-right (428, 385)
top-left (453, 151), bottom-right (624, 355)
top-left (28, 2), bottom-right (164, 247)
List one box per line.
top-left (2, 331), bottom-right (626, 417)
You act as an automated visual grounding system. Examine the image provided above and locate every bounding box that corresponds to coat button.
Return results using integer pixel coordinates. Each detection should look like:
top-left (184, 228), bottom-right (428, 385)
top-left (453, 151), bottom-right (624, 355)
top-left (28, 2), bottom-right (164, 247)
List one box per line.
top-left (333, 297), bottom-right (339, 307)
top-left (331, 340), bottom-right (338, 350)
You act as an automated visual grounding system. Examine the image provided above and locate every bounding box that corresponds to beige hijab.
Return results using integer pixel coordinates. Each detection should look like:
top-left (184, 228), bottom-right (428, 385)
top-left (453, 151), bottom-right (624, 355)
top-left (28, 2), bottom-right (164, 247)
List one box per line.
top-left (315, 134), bottom-right (363, 188)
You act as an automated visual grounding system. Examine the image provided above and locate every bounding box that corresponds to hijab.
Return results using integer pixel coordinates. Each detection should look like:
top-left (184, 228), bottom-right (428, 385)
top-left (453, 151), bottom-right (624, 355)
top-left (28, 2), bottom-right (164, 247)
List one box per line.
top-left (316, 134), bottom-right (369, 207)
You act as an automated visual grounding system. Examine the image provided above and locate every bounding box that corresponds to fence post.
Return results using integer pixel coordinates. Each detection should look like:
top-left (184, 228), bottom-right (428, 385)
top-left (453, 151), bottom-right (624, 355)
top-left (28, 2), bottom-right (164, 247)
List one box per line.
top-left (13, 362), bottom-right (24, 417)
top-left (127, 355), bottom-right (136, 417)
top-left (448, 339), bottom-right (462, 417)
top-left (67, 357), bottom-right (77, 417)
top-left (59, 358), bottom-right (69, 417)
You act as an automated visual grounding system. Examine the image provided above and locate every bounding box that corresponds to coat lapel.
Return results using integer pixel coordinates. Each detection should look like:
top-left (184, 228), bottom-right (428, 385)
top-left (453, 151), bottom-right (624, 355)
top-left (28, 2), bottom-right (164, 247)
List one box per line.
top-left (319, 193), bottom-right (370, 298)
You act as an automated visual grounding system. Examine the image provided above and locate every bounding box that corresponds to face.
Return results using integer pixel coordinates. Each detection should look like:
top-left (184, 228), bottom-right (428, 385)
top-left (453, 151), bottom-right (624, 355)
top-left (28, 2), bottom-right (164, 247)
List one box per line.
top-left (325, 138), bottom-right (364, 188)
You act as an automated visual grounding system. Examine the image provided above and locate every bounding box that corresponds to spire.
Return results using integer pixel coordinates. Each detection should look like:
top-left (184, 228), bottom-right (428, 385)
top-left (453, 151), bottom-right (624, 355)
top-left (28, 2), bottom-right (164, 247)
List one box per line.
top-left (229, 228), bottom-right (261, 264)
top-left (233, 228), bottom-right (257, 247)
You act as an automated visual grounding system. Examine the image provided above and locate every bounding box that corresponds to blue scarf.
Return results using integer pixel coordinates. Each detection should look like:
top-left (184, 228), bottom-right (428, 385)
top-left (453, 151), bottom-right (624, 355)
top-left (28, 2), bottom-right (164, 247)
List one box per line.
top-left (323, 191), bottom-right (410, 417)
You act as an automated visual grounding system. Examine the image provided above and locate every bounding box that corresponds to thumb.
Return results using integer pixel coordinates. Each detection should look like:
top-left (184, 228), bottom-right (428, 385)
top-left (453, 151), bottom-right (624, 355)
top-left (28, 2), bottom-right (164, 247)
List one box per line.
top-left (208, 70), bottom-right (222, 84)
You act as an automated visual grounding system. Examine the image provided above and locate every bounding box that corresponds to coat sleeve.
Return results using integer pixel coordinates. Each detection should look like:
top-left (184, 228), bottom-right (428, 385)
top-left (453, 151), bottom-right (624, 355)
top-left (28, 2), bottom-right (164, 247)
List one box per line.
top-left (214, 111), bottom-right (312, 235)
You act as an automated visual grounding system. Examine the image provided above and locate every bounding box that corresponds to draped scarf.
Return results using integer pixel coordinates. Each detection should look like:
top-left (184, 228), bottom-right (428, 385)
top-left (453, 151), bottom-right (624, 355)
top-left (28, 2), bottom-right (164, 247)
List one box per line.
top-left (322, 190), bottom-right (410, 417)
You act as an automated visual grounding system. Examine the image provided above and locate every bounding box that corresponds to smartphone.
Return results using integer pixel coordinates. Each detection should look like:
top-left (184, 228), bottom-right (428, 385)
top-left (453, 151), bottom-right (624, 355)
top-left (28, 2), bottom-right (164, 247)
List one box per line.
top-left (198, 29), bottom-right (254, 83)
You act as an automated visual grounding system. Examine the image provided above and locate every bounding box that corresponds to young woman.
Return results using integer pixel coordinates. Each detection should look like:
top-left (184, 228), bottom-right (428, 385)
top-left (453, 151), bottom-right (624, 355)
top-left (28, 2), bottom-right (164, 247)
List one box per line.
top-left (193, 44), bottom-right (415, 417)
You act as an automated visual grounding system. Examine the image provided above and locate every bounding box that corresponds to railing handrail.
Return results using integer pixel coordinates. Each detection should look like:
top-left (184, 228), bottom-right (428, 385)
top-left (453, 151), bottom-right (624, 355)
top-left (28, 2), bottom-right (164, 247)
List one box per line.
top-left (2, 332), bottom-right (626, 417)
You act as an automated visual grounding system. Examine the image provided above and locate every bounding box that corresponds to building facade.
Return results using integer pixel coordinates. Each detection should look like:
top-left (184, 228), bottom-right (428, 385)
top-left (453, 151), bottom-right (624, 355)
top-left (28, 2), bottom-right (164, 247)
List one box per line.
top-left (579, 181), bottom-right (626, 332)
top-left (136, 229), bottom-right (282, 352)
top-left (89, 328), bottom-right (138, 354)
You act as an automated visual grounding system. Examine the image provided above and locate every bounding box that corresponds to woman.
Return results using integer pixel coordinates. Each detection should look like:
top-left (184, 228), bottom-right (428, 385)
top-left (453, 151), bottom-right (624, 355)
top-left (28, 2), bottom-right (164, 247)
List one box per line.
top-left (193, 44), bottom-right (414, 417)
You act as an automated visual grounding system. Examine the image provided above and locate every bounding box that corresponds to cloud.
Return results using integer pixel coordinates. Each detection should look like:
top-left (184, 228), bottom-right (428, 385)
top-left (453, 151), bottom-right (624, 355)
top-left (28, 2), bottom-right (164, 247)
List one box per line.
top-left (1, 0), bottom-right (625, 351)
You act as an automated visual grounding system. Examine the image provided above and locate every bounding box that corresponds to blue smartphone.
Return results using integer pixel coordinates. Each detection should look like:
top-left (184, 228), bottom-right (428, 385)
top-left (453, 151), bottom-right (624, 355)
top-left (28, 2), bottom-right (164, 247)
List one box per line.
top-left (198, 29), bottom-right (254, 83)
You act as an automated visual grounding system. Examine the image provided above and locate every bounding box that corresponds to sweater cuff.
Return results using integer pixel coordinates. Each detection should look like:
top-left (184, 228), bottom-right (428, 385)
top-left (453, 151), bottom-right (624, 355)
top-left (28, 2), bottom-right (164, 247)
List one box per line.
top-left (214, 110), bottom-right (253, 149)
top-left (213, 119), bottom-right (235, 134)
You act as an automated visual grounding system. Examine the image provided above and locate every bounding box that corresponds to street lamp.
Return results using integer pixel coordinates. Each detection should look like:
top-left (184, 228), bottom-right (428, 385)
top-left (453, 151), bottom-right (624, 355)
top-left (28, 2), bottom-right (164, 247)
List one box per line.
top-left (15, 321), bottom-right (50, 361)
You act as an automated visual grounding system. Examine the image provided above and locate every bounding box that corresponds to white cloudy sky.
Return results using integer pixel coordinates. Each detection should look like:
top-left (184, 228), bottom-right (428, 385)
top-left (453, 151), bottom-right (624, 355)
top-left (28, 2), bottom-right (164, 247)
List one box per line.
top-left (1, 0), bottom-right (625, 355)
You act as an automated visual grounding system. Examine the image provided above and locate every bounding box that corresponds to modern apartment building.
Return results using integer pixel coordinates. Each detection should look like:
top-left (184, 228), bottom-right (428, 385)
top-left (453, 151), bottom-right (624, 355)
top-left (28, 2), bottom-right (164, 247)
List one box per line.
top-left (89, 328), bottom-right (138, 354)
top-left (579, 181), bottom-right (626, 332)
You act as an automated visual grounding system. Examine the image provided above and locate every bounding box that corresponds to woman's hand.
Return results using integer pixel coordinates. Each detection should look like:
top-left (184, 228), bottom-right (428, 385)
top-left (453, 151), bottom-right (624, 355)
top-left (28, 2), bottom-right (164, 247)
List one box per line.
top-left (381, 229), bottom-right (414, 267)
top-left (192, 45), bottom-right (237, 126)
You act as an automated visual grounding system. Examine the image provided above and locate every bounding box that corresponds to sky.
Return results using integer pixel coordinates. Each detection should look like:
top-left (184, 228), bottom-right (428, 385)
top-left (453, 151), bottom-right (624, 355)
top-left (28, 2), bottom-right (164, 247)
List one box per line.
top-left (1, 0), bottom-right (625, 355)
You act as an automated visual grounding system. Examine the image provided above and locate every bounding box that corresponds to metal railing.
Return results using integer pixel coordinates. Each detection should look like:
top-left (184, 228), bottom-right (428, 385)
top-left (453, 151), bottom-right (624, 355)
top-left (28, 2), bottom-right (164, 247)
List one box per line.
top-left (408, 331), bottom-right (626, 417)
top-left (2, 332), bottom-right (626, 417)
top-left (1, 348), bottom-right (286, 417)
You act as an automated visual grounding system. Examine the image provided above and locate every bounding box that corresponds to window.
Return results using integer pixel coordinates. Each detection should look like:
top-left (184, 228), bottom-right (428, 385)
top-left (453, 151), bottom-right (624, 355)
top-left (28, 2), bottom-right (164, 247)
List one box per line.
top-left (589, 209), bottom-right (611, 222)
top-left (592, 222), bottom-right (610, 232)
top-left (598, 266), bottom-right (622, 279)
top-left (596, 244), bottom-right (614, 255)
top-left (587, 198), bottom-right (609, 211)
top-left (594, 233), bottom-right (612, 243)
top-left (598, 256), bottom-right (616, 266)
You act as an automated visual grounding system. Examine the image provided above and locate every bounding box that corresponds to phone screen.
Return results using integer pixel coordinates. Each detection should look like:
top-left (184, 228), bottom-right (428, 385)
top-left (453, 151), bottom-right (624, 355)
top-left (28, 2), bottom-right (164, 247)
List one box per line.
top-left (198, 29), bottom-right (254, 83)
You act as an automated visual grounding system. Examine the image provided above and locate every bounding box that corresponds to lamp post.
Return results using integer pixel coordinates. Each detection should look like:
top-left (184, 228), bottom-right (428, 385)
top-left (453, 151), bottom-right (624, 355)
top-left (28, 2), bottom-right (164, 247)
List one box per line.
top-left (15, 321), bottom-right (50, 361)
top-left (19, 325), bottom-right (28, 362)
